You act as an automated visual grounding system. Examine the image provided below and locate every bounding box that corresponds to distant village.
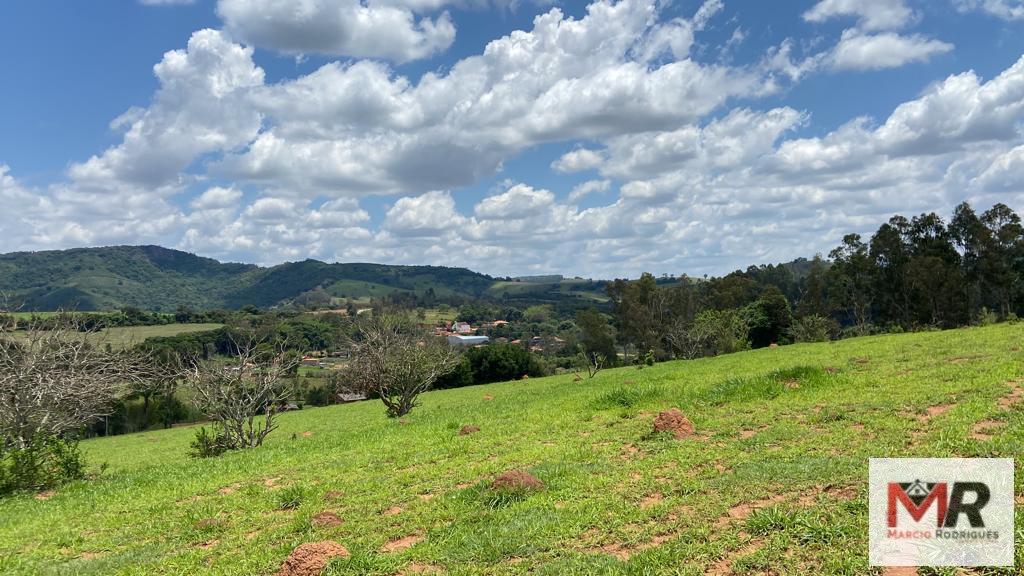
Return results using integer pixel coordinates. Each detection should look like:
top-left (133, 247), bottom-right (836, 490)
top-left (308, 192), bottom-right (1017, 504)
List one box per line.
top-left (435, 319), bottom-right (565, 352)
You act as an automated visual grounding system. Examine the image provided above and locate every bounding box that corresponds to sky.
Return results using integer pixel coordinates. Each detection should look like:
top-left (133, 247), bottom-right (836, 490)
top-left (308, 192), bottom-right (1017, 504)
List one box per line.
top-left (1, 0), bottom-right (1023, 279)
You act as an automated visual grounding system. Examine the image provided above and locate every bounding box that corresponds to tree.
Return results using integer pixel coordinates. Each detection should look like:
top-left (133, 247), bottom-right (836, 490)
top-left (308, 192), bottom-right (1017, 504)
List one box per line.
top-left (828, 234), bottom-right (874, 329)
top-left (870, 217), bottom-right (913, 327)
top-left (667, 308), bottom-right (749, 358)
top-left (605, 273), bottom-right (667, 361)
top-left (746, 286), bottom-right (793, 348)
top-left (979, 204), bottom-right (1024, 318)
top-left (0, 314), bottom-right (152, 450)
top-left (949, 202), bottom-right (986, 320)
top-left (184, 335), bottom-right (299, 450)
top-left (347, 315), bottom-right (458, 417)
top-left (796, 255), bottom-right (829, 318)
top-left (575, 308), bottom-right (617, 368)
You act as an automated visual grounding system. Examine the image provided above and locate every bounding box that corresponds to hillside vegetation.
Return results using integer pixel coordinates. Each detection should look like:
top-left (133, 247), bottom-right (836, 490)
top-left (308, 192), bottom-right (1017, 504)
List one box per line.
top-left (1, 324), bottom-right (1021, 575)
top-left (0, 246), bottom-right (496, 311)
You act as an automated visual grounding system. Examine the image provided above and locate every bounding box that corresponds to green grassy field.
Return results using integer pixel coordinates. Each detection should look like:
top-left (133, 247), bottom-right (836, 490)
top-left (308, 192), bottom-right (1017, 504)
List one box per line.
top-left (487, 279), bottom-right (610, 303)
top-left (89, 323), bottom-right (224, 347)
top-left (1, 324), bottom-right (1022, 575)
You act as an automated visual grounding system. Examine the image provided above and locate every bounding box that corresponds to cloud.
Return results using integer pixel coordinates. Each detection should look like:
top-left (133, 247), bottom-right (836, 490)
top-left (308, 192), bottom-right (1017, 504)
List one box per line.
top-left (215, 0), bottom-right (773, 198)
top-left (828, 30), bottom-right (953, 70)
top-left (383, 190), bottom-right (465, 236)
top-left (217, 0), bottom-right (456, 63)
top-left (954, 0), bottom-right (1024, 20)
top-left (568, 179), bottom-right (611, 202)
top-left (475, 183), bottom-right (554, 219)
top-left (5, 0), bottom-right (1024, 277)
top-left (552, 148), bottom-right (606, 173)
top-left (803, 0), bottom-right (915, 31)
top-left (69, 29), bottom-right (263, 189)
top-left (191, 186), bottom-right (242, 210)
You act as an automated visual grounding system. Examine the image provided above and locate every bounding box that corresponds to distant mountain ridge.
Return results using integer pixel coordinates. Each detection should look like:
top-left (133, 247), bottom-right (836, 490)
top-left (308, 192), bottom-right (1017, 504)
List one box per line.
top-left (0, 245), bottom-right (494, 311)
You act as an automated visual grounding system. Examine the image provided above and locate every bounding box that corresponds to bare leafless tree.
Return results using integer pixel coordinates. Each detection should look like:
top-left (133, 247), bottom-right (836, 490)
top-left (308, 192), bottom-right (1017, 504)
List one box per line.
top-left (346, 314), bottom-right (458, 417)
top-left (576, 351), bottom-right (605, 379)
top-left (0, 313), bottom-right (152, 449)
top-left (183, 335), bottom-right (299, 449)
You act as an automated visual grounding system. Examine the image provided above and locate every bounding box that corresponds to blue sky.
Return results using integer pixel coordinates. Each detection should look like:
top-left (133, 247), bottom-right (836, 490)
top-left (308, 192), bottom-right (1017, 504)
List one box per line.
top-left (1, 0), bottom-right (1023, 277)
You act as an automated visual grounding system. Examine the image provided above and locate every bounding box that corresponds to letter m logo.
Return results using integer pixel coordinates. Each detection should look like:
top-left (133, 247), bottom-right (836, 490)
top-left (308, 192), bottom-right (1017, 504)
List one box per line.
top-left (887, 481), bottom-right (947, 527)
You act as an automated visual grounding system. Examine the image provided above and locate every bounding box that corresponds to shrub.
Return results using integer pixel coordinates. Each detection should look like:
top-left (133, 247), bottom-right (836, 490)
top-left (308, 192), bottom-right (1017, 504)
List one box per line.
top-left (188, 427), bottom-right (235, 459)
top-left (275, 485), bottom-right (307, 509)
top-left (977, 307), bottom-right (998, 327)
top-left (788, 315), bottom-right (834, 343)
top-left (305, 385), bottom-right (335, 407)
top-left (0, 435), bottom-right (86, 495)
top-left (435, 343), bottom-right (548, 389)
top-left (592, 384), bottom-right (663, 409)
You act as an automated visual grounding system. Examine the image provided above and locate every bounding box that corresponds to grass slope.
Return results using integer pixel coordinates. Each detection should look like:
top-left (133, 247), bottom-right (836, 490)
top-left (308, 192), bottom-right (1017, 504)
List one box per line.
top-left (2, 325), bottom-right (1023, 575)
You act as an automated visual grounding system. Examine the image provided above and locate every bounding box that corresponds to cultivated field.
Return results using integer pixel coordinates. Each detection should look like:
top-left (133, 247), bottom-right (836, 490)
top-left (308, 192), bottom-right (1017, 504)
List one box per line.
top-left (4, 323), bottom-right (223, 348)
top-left (1, 324), bottom-right (1022, 575)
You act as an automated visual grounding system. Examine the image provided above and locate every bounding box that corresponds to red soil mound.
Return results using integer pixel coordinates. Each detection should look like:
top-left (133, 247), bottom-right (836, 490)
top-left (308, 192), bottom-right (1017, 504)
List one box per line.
top-left (653, 408), bottom-right (694, 439)
top-left (491, 470), bottom-right (544, 491)
top-left (311, 512), bottom-right (342, 527)
top-left (275, 541), bottom-right (349, 576)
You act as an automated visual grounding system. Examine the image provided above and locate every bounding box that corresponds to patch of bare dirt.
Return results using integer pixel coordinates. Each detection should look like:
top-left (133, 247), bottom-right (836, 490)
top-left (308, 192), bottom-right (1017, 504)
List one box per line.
top-left (275, 541), bottom-right (350, 576)
top-left (381, 506), bottom-right (403, 516)
top-left (620, 443), bottom-right (641, 459)
top-left (492, 470), bottom-right (544, 491)
top-left (738, 426), bottom-right (767, 439)
top-left (715, 494), bottom-right (787, 528)
top-left (418, 493), bottom-right (434, 501)
top-left (880, 568), bottom-right (917, 576)
top-left (324, 490), bottom-right (343, 500)
top-left (194, 518), bottom-right (224, 529)
top-left (916, 404), bottom-right (954, 423)
top-left (80, 551), bottom-right (105, 560)
top-left (999, 381), bottom-right (1023, 410)
top-left (264, 477), bottom-right (281, 488)
top-left (705, 539), bottom-right (763, 575)
top-left (970, 420), bottom-right (1005, 441)
top-left (483, 394), bottom-right (494, 401)
top-left (653, 408), bottom-right (695, 439)
top-left (588, 532), bottom-right (675, 561)
top-left (301, 431), bottom-right (313, 437)
top-left (196, 539), bottom-right (219, 550)
top-left (219, 483), bottom-right (240, 495)
top-left (34, 490), bottom-right (55, 501)
top-left (458, 425), bottom-right (480, 435)
top-left (311, 512), bottom-right (342, 527)
top-left (381, 534), bottom-right (424, 553)
top-left (455, 482), bottom-right (471, 489)
top-left (783, 377), bottom-right (800, 390)
top-left (639, 493), bottom-right (663, 508)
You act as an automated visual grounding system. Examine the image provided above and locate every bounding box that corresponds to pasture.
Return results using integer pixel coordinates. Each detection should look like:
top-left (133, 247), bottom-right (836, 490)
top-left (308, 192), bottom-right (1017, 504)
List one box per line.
top-left (0, 324), bottom-right (1021, 575)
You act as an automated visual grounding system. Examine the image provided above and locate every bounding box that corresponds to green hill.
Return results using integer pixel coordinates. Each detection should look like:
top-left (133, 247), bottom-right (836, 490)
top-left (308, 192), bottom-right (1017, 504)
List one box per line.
top-left (1, 324), bottom-right (1021, 574)
top-left (0, 246), bottom-right (494, 311)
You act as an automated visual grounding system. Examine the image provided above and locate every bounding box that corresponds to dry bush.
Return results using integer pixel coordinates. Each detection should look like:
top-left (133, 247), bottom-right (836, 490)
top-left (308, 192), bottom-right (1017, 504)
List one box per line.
top-left (0, 312), bottom-right (153, 449)
top-left (183, 334), bottom-right (299, 451)
top-left (345, 314), bottom-right (458, 418)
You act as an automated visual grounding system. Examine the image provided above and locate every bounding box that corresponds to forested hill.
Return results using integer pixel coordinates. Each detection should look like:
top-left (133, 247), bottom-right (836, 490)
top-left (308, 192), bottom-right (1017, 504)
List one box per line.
top-left (0, 245), bottom-right (494, 311)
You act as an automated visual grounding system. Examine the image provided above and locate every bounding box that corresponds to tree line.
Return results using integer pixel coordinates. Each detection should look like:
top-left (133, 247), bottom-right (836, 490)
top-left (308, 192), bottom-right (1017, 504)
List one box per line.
top-left (588, 202), bottom-right (1022, 364)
